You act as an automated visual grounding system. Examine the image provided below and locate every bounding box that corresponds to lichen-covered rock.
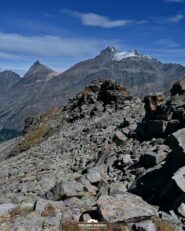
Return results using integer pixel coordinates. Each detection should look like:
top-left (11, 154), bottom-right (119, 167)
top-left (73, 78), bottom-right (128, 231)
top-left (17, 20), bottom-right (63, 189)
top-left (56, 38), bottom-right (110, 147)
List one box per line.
top-left (97, 193), bottom-right (157, 223)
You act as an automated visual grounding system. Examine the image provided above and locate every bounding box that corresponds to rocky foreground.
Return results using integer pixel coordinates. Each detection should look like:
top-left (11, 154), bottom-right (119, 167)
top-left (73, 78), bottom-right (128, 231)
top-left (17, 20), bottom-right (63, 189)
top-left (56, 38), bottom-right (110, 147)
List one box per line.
top-left (0, 78), bottom-right (185, 230)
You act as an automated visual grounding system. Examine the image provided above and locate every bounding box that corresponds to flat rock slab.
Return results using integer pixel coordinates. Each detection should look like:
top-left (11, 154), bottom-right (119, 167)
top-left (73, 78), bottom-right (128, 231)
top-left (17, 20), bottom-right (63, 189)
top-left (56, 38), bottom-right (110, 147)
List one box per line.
top-left (172, 166), bottom-right (185, 193)
top-left (96, 193), bottom-right (156, 223)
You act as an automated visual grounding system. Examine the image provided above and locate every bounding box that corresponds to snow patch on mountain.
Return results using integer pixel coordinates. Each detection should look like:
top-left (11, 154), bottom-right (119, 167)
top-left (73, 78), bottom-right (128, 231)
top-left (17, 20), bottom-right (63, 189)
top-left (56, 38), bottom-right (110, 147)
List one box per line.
top-left (113, 49), bottom-right (153, 61)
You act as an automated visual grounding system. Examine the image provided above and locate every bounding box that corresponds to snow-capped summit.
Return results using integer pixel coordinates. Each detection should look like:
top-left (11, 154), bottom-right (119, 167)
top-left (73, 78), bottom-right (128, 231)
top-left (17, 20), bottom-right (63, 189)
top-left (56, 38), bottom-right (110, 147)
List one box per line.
top-left (113, 49), bottom-right (153, 61)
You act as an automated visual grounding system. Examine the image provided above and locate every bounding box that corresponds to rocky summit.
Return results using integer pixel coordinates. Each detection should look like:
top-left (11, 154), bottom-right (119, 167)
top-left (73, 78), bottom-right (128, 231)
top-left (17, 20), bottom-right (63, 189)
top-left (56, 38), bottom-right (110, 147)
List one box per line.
top-left (0, 78), bottom-right (185, 230)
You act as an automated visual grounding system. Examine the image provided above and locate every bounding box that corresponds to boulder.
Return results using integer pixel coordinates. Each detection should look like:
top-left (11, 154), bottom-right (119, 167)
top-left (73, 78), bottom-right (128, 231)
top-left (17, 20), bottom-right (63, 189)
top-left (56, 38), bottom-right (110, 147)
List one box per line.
top-left (45, 181), bottom-right (86, 200)
top-left (136, 120), bottom-right (168, 141)
top-left (172, 167), bottom-right (185, 193)
top-left (169, 128), bottom-right (185, 164)
top-left (172, 193), bottom-right (185, 217)
top-left (63, 196), bottom-right (96, 213)
top-left (139, 145), bottom-right (169, 169)
top-left (113, 131), bottom-right (127, 145)
top-left (86, 170), bottom-right (101, 185)
top-left (144, 94), bottom-right (165, 114)
top-left (129, 161), bottom-right (172, 200)
top-left (79, 176), bottom-right (97, 194)
top-left (165, 120), bottom-right (182, 134)
top-left (177, 203), bottom-right (185, 217)
top-left (96, 193), bottom-right (156, 223)
top-left (171, 79), bottom-right (185, 96)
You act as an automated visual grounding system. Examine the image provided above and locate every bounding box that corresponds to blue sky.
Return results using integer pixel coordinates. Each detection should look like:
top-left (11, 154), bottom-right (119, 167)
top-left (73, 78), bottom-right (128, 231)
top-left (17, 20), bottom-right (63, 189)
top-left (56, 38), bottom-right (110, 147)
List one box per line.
top-left (0, 0), bottom-right (185, 75)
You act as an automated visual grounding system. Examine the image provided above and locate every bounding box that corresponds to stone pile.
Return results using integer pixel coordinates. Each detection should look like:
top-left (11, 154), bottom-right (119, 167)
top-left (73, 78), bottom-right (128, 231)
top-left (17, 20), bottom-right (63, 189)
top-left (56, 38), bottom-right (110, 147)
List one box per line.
top-left (0, 78), bottom-right (184, 230)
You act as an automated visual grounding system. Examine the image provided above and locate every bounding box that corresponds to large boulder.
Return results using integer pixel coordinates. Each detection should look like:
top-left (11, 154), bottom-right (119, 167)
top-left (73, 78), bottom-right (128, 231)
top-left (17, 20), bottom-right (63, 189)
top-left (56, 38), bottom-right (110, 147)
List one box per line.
top-left (168, 128), bottom-right (185, 164)
top-left (129, 160), bottom-right (173, 201)
top-left (139, 144), bottom-right (170, 169)
top-left (144, 93), bottom-right (165, 119)
top-left (136, 120), bottom-right (168, 140)
top-left (45, 181), bottom-right (87, 200)
top-left (96, 193), bottom-right (157, 223)
top-left (172, 167), bottom-right (185, 193)
top-left (171, 79), bottom-right (185, 96)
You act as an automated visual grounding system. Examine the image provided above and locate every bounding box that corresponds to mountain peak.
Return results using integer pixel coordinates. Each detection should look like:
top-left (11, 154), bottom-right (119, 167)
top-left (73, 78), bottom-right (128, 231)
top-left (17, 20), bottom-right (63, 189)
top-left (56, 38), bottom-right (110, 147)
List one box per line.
top-left (0, 71), bottom-right (21, 92)
top-left (33, 60), bottom-right (41, 66)
top-left (24, 61), bottom-right (54, 79)
top-left (100, 46), bottom-right (117, 56)
top-left (127, 49), bottom-right (142, 56)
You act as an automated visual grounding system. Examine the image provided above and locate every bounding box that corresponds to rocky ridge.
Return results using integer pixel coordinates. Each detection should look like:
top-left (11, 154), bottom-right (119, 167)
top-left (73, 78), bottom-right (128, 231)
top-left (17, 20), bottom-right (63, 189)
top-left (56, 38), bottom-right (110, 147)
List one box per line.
top-left (0, 78), bottom-right (184, 230)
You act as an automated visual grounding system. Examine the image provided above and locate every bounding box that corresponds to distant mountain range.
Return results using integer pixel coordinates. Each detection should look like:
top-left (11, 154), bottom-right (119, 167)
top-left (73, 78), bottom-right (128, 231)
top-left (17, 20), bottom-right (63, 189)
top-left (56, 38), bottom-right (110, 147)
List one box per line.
top-left (0, 47), bottom-right (185, 138)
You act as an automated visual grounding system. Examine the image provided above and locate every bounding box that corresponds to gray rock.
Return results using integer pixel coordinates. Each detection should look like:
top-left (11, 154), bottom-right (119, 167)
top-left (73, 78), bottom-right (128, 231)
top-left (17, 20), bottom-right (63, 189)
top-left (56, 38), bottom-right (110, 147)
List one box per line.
top-left (113, 131), bottom-right (127, 145)
top-left (129, 161), bottom-right (171, 199)
top-left (86, 170), bottom-right (101, 185)
top-left (46, 181), bottom-right (86, 200)
top-left (79, 176), bottom-right (97, 194)
top-left (136, 120), bottom-right (168, 141)
top-left (178, 203), bottom-right (185, 217)
top-left (97, 193), bottom-right (157, 223)
top-left (172, 167), bottom-right (185, 193)
top-left (169, 128), bottom-right (185, 164)
top-left (139, 145), bottom-right (169, 168)
top-left (171, 79), bottom-right (185, 96)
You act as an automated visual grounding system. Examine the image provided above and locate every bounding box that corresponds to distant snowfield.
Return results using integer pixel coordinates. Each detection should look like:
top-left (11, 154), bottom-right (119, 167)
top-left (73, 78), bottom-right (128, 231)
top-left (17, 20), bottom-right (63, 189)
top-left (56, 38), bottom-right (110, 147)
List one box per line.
top-left (113, 49), bottom-right (153, 61)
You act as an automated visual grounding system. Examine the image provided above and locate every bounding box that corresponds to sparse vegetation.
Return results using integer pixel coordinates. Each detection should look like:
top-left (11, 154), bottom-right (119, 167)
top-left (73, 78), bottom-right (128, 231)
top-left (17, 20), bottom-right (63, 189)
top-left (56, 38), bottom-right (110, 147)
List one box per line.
top-left (41, 203), bottom-right (56, 217)
top-left (153, 218), bottom-right (180, 231)
top-left (10, 206), bottom-right (33, 219)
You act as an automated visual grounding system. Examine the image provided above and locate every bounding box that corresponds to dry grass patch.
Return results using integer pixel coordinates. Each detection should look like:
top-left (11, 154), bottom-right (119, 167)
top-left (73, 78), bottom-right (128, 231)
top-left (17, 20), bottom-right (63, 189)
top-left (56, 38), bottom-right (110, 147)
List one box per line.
top-left (41, 203), bottom-right (56, 217)
top-left (10, 206), bottom-right (33, 219)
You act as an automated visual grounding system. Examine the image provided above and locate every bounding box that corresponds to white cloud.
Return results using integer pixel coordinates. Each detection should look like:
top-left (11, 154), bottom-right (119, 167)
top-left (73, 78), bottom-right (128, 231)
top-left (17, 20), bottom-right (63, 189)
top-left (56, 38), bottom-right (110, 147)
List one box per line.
top-left (63, 9), bottom-right (146, 28)
top-left (0, 31), bottom-right (126, 73)
top-left (0, 31), bottom-right (122, 58)
top-left (166, 14), bottom-right (185, 22)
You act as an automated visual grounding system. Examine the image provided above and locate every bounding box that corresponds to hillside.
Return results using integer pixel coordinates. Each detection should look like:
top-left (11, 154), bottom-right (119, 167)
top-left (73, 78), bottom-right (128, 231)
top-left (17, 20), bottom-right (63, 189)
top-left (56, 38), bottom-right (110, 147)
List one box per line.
top-left (0, 78), bottom-right (184, 230)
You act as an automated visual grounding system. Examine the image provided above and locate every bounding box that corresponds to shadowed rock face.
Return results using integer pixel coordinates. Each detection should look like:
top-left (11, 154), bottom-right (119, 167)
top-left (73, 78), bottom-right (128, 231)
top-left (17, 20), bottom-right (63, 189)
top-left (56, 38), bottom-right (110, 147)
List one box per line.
top-left (0, 79), bottom-right (184, 230)
top-left (0, 48), bottom-right (185, 135)
top-left (171, 79), bottom-right (185, 96)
